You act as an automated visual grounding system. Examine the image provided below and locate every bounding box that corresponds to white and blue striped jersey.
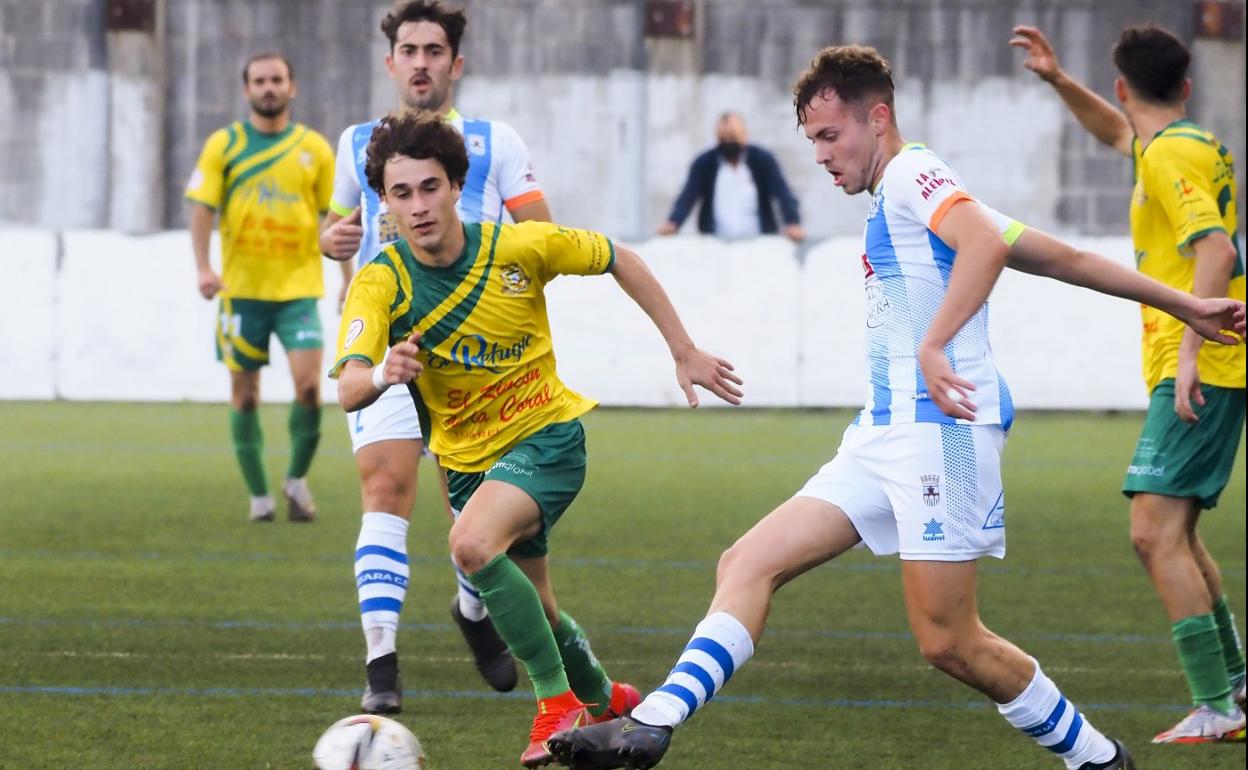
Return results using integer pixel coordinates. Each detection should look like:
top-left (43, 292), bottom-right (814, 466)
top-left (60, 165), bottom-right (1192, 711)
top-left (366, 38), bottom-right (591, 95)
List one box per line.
top-left (855, 143), bottom-right (1016, 430)
top-left (329, 109), bottom-right (544, 268)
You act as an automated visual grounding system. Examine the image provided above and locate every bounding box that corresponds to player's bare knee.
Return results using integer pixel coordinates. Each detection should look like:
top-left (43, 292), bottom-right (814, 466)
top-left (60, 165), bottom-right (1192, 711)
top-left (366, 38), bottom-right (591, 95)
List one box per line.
top-left (361, 467), bottom-right (414, 515)
top-left (915, 633), bottom-right (966, 673)
top-left (233, 393), bottom-right (259, 411)
top-left (294, 382), bottom-right (320, 408)
top-left (448, 527), bottom-right (496, 576)
top-left (716, 539), bottom-right (776, 590)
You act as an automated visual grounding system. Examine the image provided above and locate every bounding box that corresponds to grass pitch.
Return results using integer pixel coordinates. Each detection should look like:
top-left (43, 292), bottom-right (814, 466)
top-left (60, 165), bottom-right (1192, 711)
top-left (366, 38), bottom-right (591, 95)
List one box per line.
top-left (0, 402), bottom-right (1243, 769)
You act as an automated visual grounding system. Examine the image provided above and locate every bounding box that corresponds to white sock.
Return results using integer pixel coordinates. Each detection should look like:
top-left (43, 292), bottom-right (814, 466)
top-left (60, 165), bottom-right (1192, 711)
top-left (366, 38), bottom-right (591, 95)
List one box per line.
top-left (283, 477), bottom-right (313, 506)
top-left (456, 565), bottom-right (488, 622)
top-left (354, 512), bottom-right (409, 663)
top-left (997, 659), bottom-right (1116, 769)
top-left (630, 612), bottom-right (754, 728)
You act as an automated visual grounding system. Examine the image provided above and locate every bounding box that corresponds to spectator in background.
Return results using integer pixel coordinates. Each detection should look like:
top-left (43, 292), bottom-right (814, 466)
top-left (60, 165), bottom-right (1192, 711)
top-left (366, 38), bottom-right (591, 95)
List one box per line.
top-left (658, 112), bottom-right (805, 242)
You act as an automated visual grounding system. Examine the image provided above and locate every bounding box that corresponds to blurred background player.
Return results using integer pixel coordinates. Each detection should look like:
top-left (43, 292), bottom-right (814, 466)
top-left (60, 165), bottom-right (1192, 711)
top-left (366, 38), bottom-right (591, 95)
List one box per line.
top-left (186, 52), bottom-right (340, 523)
top-left (550, 43), bottom-right (1248, 770)
top-left (657, 111), bottom-right (805, 242)
top-left (319, 0), bottom-right (552, 712)
top-left (1013, 22), bottom-right (1247, 745)
top-left (331, 112), bottom-right (743, 767)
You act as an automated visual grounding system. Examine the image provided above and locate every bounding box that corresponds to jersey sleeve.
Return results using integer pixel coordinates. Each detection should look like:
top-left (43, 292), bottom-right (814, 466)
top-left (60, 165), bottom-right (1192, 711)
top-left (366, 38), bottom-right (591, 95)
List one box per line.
top-left (311, 131), bottom-right (336, 214)
top-left (492, 122), bottom-right (545, 213)
top-left (890, 149), bottom-right (974, 233)
top-left (185, 128), bottom-right (231, 209)
top-left (539, 223), bottom-right (616, 279)
top-left (329, 261), bottom-right (399, 378)
top-left (329, 126), bottom-right (363, 218)
top-left (1143, 141), bottom-right (1227, 254)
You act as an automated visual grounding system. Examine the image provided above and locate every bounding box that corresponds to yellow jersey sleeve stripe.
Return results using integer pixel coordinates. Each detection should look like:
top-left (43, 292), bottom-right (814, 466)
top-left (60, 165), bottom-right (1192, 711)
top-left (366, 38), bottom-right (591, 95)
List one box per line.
top-left (380, 246), bottom-right (414, 321)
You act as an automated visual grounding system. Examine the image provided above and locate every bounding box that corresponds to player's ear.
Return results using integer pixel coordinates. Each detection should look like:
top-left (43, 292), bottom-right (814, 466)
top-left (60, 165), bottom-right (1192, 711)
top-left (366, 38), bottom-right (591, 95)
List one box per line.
top-left (450, 54), bottom-right (464, 82)
top-left (1113, 77), bottom-right (1129, 106)
top-left (1180, 78), bottom-right (1192, 103)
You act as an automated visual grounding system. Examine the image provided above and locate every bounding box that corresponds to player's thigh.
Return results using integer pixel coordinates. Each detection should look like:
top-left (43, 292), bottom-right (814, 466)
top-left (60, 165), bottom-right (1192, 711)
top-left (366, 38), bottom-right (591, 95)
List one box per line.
top-left (229, 368), bottom-right (261, 409)
top-left (721, 494), bottom-right (866, 590)
top-left (870, 423), bottom-right (1007, 562)
top-left (450, 480), bottom-right (543, 567)
top-left (900, 559), bottom-right (981, 635)
top-left (346, 387), bottom-right (425, 454)
top-left (1129, 492), bottom-right (1199, 551)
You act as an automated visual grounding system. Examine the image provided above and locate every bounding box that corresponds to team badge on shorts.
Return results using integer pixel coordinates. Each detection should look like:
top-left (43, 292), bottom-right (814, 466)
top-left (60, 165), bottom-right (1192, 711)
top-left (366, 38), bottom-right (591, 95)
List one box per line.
top-left (921, 474), bottom-right (941, 507)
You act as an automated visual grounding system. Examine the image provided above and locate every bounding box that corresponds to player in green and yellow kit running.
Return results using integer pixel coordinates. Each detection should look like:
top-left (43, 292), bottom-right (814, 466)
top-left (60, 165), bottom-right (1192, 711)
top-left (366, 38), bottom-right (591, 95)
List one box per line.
top-left (331, 111), bottom-right (743, 768)
top-left (1013, 23), bottom-right (1247, 744)
top-left (187, 53), bottom-right (346, 522)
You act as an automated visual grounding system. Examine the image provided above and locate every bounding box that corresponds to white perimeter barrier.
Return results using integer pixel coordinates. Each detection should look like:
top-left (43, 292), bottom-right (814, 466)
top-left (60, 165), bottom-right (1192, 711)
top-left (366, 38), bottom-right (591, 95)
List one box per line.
top-left (0, 230), bottom-right (1152, 409)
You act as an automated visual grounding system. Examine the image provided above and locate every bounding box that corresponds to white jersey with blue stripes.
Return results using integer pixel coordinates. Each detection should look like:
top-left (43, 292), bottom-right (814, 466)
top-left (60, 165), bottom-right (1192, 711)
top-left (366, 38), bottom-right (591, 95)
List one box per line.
top-left (855, 143), bottom-right (1015, 430)
top-left (330, 109), bottom-right (543, 268)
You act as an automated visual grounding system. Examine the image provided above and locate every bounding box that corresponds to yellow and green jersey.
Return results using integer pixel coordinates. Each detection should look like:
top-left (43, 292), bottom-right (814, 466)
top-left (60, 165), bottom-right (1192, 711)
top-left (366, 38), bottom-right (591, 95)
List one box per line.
top-left (1131, 119), bottom-right (1245, 391)
top-left (186, 121), bottom-right (335, 301)
top-left (331, 221), bottom-right (616, 472)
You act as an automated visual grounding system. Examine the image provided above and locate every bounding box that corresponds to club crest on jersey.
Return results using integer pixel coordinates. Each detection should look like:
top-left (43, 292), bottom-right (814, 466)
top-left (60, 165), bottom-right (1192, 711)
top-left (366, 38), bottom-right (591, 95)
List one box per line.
top-left (499, 262), bottom-right (531, 295)
top-left (921, 474), bottom-right (941, 507)
top-left (467, 134), bottom-right (486, 156)
top-left (344, 318), bottom-right (364, 350)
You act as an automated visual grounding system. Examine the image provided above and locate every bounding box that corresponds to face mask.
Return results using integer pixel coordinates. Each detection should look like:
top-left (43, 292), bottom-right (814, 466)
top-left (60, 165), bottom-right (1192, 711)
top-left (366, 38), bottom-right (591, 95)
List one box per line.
top-left (718, 141), bottom-right (743, 162)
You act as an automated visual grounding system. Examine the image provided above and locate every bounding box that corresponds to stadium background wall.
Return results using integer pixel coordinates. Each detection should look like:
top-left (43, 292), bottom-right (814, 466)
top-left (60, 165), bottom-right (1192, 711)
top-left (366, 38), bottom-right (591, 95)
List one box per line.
top-left (0, 0), bottom-right (1242, 240)
top-left (0, 229), bottom-right (1152, 409)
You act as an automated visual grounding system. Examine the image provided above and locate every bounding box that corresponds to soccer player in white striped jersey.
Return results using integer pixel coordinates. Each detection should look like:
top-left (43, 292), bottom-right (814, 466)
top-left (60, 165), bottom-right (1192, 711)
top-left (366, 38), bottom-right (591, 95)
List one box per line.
top-left (550, 45), bottom-right (1247, 770)
top-left (319, 0), bottom-right (551, 714)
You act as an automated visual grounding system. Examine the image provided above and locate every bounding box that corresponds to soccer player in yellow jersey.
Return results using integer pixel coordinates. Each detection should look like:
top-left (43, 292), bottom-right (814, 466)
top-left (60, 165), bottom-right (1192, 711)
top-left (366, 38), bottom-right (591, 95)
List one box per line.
top-left (1014, 23), bottom-right (1247, 743)
top-left (331, 112), bottom-right (743, 767)
top-left (186, 53), bottom-right (343, 523)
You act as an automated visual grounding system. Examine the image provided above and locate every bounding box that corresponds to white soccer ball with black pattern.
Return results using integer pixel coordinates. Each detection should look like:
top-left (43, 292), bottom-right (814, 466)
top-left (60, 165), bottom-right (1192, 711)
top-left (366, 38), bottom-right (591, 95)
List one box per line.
top-left (312, 714), bottom-right (426, 770)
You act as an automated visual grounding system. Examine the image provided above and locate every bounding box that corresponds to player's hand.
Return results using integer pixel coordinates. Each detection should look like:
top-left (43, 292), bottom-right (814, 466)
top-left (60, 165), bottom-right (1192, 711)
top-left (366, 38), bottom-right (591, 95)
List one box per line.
top-left (657, 221), bottom-right (678, 236)
top-left (674, 346), bottom-right (743, 407)
top-left (1009, 26), bottom-right (1063, 83)
top-left (1174, 353), bottom-right (1204, 424)
top-left (918, 342), bottom-right (977, 421)
top-left (1180, 297), bottom-right (1247, 345)
top-left (197, 268), bottom-right (223, 300)
top-left (783, 224), bottom-right (806, 242)
top-left (322, 207), bottom-right (363, 261)
top-left (382, 330), bottom-right (424, 385)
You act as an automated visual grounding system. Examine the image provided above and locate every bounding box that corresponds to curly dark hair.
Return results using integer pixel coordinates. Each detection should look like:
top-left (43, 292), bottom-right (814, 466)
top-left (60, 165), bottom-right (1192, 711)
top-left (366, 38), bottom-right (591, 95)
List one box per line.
top-left (365, 111), bottom-right (469, 196)
top-left (1112, 24), bottom-right (1189, 105)
top-left (381, 0), bottom-right (467, 57)
top-left (792, 45), bottom-right (895, 124)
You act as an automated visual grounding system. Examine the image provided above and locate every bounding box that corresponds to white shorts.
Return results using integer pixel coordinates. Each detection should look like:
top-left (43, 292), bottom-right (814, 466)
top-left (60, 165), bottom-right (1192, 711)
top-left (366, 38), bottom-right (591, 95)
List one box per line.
top-left (795, 422), bottom-right (1007, 561)
top-left (345, 384), bottom-right (424, 453)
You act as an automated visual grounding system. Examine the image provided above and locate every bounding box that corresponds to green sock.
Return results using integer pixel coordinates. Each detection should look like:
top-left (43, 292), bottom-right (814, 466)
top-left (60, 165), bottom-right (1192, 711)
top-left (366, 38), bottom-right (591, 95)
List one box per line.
top-left (1173, 614), bottom-right (1235, 714)
top-left (468, 555), bottom-right (569, 700)
top-left (229, 408), bottom-right (267, 496)
top-left (1212, 595), bottom-right (1247, 685)
top-left (553, 610), bottom-right (613, 716)
top-left (286, 402), bottom-right (322, 479)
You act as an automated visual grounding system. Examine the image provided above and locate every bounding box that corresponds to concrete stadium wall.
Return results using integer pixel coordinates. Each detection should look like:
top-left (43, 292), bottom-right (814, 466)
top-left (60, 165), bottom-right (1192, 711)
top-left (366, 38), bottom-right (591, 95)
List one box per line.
top-left (0, 229), bottom-right (1153, 410)
top-left (1, 0), bottom-right (1241, 239)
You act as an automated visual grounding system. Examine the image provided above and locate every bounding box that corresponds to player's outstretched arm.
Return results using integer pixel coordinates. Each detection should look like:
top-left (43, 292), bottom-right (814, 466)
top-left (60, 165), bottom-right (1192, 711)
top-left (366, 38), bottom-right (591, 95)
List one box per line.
top-left (920, 202), bottom-right (1011, 421)
top-left (1009, 25), bottom-right (1133, 157)
top-left (337, 332), bottom-right (424, 412)
top-left (609, 246), bottom-right (744, 406)
top-left (188, 202), bottom-right (223, 299)
top-left (1006, 228), bottom-right (1246, 344)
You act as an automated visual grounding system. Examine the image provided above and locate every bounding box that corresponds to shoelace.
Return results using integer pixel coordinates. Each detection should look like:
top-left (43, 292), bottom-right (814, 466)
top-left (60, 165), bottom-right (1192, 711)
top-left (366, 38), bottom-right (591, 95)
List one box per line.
top-left (530, 709), bottom-right (571, 743)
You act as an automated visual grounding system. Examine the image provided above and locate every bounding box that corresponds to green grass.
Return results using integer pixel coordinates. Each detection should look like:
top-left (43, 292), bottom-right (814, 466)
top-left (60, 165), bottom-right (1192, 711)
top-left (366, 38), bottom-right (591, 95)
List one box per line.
top-left (0, 402), bottom-right (1243, 769)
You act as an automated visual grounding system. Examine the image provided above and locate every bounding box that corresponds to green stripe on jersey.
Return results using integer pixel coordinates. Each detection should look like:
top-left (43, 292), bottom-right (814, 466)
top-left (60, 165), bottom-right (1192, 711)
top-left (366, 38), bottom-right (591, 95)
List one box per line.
top-left (420, 223), bottom-right (500, 350)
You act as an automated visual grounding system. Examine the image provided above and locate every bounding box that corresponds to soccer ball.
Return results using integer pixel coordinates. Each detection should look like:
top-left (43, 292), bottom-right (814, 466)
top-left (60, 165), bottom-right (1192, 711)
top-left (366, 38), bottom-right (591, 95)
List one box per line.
top-left (312, 714), bottom-right (427, 770)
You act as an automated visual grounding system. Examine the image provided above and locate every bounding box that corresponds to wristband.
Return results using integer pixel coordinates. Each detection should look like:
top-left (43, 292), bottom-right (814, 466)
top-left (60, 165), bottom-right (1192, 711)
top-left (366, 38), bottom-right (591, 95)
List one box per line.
top-left (371, 364), bottom-right (391, 392)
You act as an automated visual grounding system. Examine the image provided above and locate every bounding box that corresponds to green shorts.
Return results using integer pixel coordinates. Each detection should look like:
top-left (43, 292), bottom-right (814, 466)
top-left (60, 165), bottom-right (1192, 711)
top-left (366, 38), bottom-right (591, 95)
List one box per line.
top-left (446, 419), bottom-right (587, 558)
top-left (1123, 379), bottom-right (1246, 509)
top-left (216, 297), bottom-right (322, 371)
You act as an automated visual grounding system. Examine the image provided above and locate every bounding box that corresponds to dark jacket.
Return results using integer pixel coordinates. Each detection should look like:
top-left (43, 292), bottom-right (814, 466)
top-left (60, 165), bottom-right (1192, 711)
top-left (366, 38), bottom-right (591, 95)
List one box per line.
top-left (666, 144), bottom-right (801, 235)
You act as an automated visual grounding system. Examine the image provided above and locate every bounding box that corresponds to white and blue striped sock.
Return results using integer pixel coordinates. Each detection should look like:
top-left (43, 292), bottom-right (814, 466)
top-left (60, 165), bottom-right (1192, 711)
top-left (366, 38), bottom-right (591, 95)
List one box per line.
top-left (355, 512), bottom-right (410, 663)
top-left (455, 561), bottom-right (488, 621)
top-left (998, 659), bottom-right (1116, 769)
top-left (630, 612), bottom-right (754, 728)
